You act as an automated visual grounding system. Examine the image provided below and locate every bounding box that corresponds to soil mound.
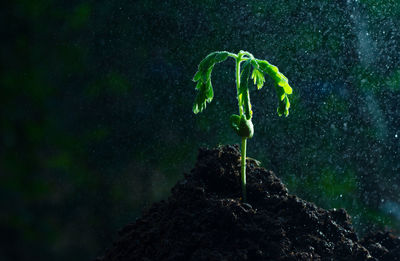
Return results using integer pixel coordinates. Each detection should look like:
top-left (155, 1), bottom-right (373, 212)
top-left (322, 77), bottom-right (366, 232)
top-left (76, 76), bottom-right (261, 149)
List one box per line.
top-left (98, 145), bottom-right (399, 260)
top-left (361, 231), bottom-right (400, 260)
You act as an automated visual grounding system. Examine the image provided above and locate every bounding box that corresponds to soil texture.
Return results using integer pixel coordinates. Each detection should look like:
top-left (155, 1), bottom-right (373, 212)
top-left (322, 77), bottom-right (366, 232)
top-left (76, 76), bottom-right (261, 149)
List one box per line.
top-left (97, 145), bottom-right (400, 260)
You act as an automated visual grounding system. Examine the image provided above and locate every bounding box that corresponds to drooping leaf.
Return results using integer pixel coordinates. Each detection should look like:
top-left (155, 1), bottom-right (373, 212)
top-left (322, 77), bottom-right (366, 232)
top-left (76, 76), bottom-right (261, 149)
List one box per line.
top-left (250, 59), bottom-right (259, 70)
top-left (215, 51), bottom-right (230, 63)
top-left (275, 84), bottom-right (285, 101)
top-left (283, 82), bottom-right (293, 95)
top-left (277, 73), bottom-right (292, 94)
top-left (239, 60), bottom-right (253, 119)
top-left (201, 65), bottom-right (213, 83)
top-left (192, 51), bottom-right (230, 114)
top-left (206, 79), bottom-right (213, 102)
top-left (277, 98), bottom-right (286, 117)
top-left (195, 81), bottom-right (202, 90)
top-left (193, 71), bottom-right (201, 82)
top-left (285, 95), bottom-right (290, 116)
top-left (193, 88), bottom-right (207, 114)
top-left (243, 90), bottom-right (252, 120)
top-left (196, 51), bottom-right (230, 78)
top-left (198, 53), bottom-right (217, 73)
top-left (256, 59), bottom-right (292, 117)
top-left (239, 60), bottom-right (252, 95)
top-left (193, 81), bottom-right (207, 114)
top-left (251, 68), bottom-right (265, 90)
top-left (257, 60), bottom-right (281, 83)
top-left (275, 84), bottom-right (290, 117)
top-left (277, 95), bottom-right (290, 117)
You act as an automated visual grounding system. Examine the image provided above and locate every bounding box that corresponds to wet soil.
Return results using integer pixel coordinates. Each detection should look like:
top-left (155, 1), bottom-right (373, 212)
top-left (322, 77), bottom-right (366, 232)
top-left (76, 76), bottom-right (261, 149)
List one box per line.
top-left (97, 145), bottom-right (400, 260)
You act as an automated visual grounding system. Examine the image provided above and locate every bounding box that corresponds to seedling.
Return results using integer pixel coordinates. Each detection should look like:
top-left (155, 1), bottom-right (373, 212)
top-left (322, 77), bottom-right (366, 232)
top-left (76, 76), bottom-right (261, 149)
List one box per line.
top-left (192, 50), bottom-right (292, 202)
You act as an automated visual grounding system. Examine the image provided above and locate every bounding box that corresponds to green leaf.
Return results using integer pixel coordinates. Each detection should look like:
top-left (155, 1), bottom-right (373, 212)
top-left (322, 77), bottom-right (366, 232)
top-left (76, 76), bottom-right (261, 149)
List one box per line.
top-left (277, 99), bottom-right (285, 117)
top-left (201, 66), bottom-right (213, 82)
top-left (239, 60), bottom-right (253, 119)
top-left (215, 51), bottom-right (230, 63)
top-left (250, 59), bottom-right (259, 70)
top-left (193, 71), bottom-right (201, 82)
top-left (243, 90), bottom-right (252, 120)
top-left (239, 61), bottom-right (251, 94)
top-left (251, 68), bottom-right (265, 90)
top-left (192, 79), bottom-right (215, 114)
top-left (283, 83), bottom-right (292, 94)
top-left (275, 84), bottom-right (285, 101)
top-left (277, 73), bottom-right (292, 94)
top-left (197, 51), bottom-right (229, 77)
top-left (256, 59), bottom-right (292, 117)
top-left (195, 81), bottom-right (203, 90)
top-left (198, 53), bottom-right (217, 72)
top-left (206, 79), bottom-right (213, 102)
top-left (193, 87), bottom-right (207, 114)
top-left (192, 51), bottom-right (230, 114)
top-left (285, 95), bottom-right (290, 116)
top-left (275, 91), bottom-right (290, 117)
top-left (257, 60), bottom-right (281, 83)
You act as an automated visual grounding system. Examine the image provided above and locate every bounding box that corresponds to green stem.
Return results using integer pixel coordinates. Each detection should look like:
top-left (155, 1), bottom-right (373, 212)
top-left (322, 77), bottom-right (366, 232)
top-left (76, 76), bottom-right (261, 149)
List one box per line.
top-left (241, 137), bottom-right (247, 202)
top-left (236, 52), bottom-right (247, 202)
top-left (228, 53), bottom-right (238, 59)
top-left (236, 54), bottom-right (243, 115)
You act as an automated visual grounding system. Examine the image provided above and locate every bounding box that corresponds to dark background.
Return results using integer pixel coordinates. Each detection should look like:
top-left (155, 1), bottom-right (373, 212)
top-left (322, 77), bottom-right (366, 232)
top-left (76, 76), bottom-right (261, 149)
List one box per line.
top-left (2, 0), bottom-right (400, 260)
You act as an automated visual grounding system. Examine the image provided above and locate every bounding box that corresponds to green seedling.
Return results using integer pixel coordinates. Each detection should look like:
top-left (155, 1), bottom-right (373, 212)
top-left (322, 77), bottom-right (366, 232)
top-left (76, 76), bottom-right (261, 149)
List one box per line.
top-left (192, 50), bottom-right (292, 202)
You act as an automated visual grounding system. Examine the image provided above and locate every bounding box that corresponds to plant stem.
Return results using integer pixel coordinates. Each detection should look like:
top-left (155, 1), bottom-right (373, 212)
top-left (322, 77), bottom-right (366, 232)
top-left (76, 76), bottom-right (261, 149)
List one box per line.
top-left (236, 55), bottom-right (243, 115)
top-left (235, 52), bottom-right (247, 202)
top-left (241, 137), bottom-right (247, 202)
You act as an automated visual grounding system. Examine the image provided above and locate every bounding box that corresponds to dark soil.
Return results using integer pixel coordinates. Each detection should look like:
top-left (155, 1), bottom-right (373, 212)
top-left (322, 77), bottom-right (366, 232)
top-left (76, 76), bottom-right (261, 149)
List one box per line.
top-left (97, 145), bottom-right (400, 260)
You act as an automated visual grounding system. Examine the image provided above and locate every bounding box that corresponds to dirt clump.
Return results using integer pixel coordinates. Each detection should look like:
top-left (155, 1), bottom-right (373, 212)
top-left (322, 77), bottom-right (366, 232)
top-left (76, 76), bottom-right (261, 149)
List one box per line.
top-left (361, 231), bottom-right (400, 260)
